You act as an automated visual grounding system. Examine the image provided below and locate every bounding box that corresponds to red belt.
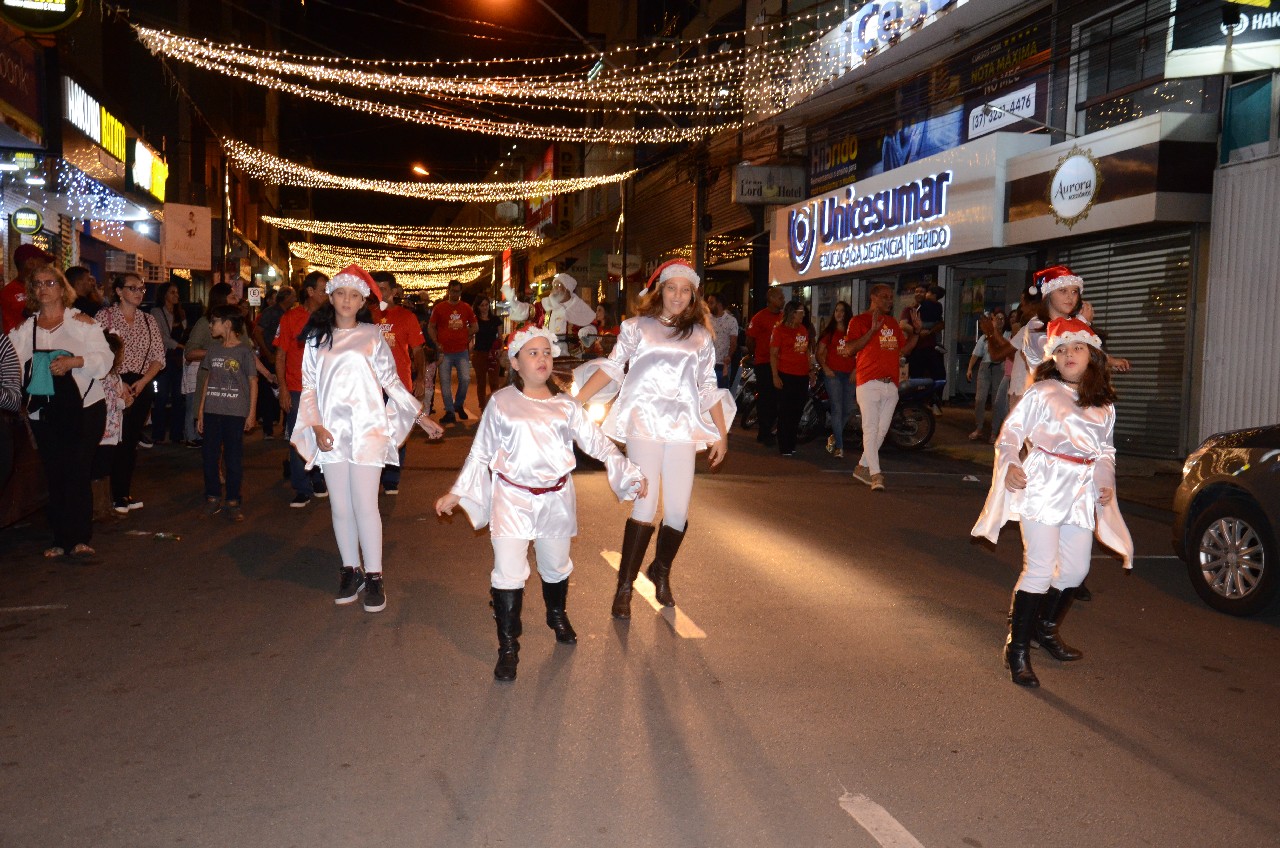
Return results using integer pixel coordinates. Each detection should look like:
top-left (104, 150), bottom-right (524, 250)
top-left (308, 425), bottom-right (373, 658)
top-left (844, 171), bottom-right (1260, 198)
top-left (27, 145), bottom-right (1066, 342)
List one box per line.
top-left (497, 473), bottom-right (570, 495)
top-left (1035, 446), bottom-right (1095, 466)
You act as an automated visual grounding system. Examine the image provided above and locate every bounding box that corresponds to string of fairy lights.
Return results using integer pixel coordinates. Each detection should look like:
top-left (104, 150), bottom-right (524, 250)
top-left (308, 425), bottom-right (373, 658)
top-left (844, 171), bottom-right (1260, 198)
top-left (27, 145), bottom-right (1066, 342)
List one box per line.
top-left (265, 215), bottom-right (542, 252)
top-left (231, 142), bottom-right (633, 203)
top-left (307, 265), bottom-right (485, 294)
top-left (288, 241), bottom-right (492, 273)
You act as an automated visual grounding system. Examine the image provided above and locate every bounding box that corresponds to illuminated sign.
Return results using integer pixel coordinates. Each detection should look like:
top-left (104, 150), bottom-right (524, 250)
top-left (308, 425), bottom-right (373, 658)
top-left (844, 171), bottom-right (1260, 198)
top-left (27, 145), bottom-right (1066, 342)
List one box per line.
top-left (62, 77), bottom-right (126, 162)
top-left (0, 0), bottom-right (84, 34)
top-left (11, 206), bottom-right (41, 234)
top-left (1046, 147), bottom-right (1100, 229)
top-left (131, 139), bottom-right (168, 202)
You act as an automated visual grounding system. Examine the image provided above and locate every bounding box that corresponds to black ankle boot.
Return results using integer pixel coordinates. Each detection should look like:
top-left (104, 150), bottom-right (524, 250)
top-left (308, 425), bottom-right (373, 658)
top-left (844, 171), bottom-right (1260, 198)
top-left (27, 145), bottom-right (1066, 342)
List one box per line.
top-left (542, 578), bottom-right (576, 644)
top-left (1074, 580), bottom-right (1092, 602)
top-left (1003, 590), bottom-right (1043, 688)
top-left (491, 588), bottom-right (523, 682)
top-left (613, 519), bottom-right (655, 619)
top-left (647, 522), bottom-right (687, 608)
top-left (1033, 587), bottom-right (1083, 661)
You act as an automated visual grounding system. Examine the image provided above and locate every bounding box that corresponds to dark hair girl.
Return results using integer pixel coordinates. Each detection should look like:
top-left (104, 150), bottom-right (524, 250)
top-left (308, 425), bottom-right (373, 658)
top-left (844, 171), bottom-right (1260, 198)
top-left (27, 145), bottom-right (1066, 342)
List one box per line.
top-left (1032, 345), bottom-right (1117, 409)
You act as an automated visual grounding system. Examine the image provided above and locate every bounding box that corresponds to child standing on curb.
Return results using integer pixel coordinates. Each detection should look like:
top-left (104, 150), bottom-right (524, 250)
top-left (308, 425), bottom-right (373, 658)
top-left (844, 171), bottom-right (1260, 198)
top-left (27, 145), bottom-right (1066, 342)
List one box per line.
top-left (198, 305), bottom-right (258, 522)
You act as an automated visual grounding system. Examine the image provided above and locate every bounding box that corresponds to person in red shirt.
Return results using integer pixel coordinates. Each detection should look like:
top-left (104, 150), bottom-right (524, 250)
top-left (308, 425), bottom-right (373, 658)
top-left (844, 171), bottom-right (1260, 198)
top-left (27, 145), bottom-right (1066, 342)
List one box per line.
top-left (817, 300), bottom-right (856, 457)
top-left (370, 271), bottom-right (426, 495)
top-left (769, 299), bottom-right (813, 457)
top-left (1, 243), bottom-right (53, 334)
top-left (845, 284), bottom-right (917, 491)
top-left (745, 286), bottom-right (785, 446)
top-left (274, 270), bottom-right (329, 506)
top-left (429, 279), bottom-right (477, 424)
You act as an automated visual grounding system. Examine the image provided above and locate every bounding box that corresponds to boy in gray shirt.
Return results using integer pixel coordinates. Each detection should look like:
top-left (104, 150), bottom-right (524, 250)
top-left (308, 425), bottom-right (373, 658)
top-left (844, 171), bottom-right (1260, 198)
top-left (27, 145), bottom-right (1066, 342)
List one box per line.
top-left (197, 305), bottom-right (258, 521)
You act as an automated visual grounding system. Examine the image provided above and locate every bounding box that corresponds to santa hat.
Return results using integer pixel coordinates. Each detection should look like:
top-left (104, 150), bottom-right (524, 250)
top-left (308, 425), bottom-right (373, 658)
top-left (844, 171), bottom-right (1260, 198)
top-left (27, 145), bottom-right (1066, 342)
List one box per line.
top-left (552, 273), bottom-right (578, 294)
top-left (1029, 264), bottom-right (1083, 298)
top-left (643, 259), bottom-right (700, 296)
top-left (1043, 317), bottom-right (1102, 356)
top-left (326, 264), bottom-right (375, 297)
top-left (507, 324), bottom-right (562, 358)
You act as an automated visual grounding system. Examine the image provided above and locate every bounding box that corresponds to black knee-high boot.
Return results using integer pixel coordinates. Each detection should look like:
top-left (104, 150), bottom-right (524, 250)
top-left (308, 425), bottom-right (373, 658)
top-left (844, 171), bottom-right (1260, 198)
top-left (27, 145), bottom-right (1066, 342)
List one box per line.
top-left (1033, 587), bottom-right (1083, 661)
top-left (542, 578), bottom-right (576, 644)
top-left (613, 518), bottom-right (655, 619)
top-left (491, 588), bottom-right (523, 681)
top-left (646, 521), bottom-right (687, 608)
top-left (1003, 590), bottom-right (1042, 688)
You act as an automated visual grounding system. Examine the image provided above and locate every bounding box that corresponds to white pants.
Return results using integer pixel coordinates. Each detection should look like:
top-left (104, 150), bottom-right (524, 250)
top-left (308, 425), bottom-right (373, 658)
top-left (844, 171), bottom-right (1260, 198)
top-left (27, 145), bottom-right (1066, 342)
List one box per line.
top-left (1016, 518), bottom-right (1093, 593)
top-left (491, 536), bottom-right (572, 590)
top-left (855, 380), bottom-right (898, 475)
top-left (324, 461), bottom-right (384, 573)
top-left (626, 437), bottom-right (695, 529)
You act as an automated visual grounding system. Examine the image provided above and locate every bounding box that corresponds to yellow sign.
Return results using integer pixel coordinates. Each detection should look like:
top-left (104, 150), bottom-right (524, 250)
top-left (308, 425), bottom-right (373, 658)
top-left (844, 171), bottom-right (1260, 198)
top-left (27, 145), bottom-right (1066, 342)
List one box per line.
top-left (1236, 0), bottom-right (1271, 7)
top-left (100, 107), bottom-right (125, 161)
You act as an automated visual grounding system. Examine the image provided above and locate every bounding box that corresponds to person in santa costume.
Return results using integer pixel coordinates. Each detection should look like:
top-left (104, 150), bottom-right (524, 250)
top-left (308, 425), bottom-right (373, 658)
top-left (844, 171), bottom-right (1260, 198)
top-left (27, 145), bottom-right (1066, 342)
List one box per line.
top-left (538, 272), bottom-right (596, 345)
top-left (435, 326), bottom-right (646, 681)
top-left (573, 259), bottom-right (735, 620)
top-left (972, 316), bottom-right (1133, 688)
top-left (292, 265), bottom-right (444, 613)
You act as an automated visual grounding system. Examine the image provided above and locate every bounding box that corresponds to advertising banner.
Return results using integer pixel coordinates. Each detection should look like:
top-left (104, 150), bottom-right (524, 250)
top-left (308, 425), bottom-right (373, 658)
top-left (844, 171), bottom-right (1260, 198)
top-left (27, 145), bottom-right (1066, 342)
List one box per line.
top-left (525, 145), bottom-right (556, 235)
top-left (163, 203), bottom-right (212, 270)
top-left (1167, 0), bottom-right (1280, 77)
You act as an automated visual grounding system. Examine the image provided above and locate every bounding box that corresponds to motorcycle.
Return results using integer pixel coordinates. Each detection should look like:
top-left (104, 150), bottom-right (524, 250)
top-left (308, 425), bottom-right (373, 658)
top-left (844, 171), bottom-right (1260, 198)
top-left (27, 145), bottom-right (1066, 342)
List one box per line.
top-left (733, 356), bottom-right (759, 430)
top-left (795, 372), bottom-right (937, 451)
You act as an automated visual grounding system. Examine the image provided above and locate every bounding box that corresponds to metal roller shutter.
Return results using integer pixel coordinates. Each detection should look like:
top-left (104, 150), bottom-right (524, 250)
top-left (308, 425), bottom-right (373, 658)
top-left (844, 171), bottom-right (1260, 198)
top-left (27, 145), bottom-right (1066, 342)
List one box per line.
top-left (1056, 230), bottom-right (1194, 459)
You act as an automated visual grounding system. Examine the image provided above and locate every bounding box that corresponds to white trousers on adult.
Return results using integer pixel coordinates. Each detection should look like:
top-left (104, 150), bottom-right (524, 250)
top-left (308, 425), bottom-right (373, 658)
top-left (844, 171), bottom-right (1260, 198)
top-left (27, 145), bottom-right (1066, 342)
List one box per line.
top-left (1016, 518), bottom-right (1093, 593)
top-left (324, 461), bottom-right (384, 573)
top-left (855, 380), bottom-right (898, 475)
top-left (626, 437), bottom-right (695, 529)
top-left (490, 536), bottom-right (572, 590)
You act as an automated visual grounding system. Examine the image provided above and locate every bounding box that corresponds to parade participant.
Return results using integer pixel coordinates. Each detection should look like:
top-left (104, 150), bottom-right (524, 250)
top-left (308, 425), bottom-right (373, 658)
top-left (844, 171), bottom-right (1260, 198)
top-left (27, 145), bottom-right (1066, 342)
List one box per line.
top-left (292, 265), bottom-right (444, 613)
top-left (197, 305), bottom-right (258, 522)
top-left (539, 273), bottom-right (595, 345)
top-left (817, 301), bottom-right (855, 458)
top-left (745, 287), bottom-right (784, 447)
top-left (275, 272), bottom-right (329, 506)
top-left (769, 299), bottom-right (813, 457)
top-left (573, 259), bottom-right (735, 619)
top-left (428, 279), bottom-right (477, 424)
top-left (435, 326), bottom-right (646, 682)
top-left (369, 271), bottom-right (426, 496)
top-left (971, 317), bottom-right (1133, 688)
top-left (844, 284), bottom-right (917, 492)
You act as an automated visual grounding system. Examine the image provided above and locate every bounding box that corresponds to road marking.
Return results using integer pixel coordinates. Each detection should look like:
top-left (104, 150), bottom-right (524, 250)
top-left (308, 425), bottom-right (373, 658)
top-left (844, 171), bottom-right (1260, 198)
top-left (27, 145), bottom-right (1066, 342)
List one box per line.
top-left (838, 792), bottom-right (927, 848)
top-left (1092, 555), bottom-right (1180, 560)
top-left (600, 550), bottom-right (707, 639)
top-left (0, 605), bottom-right (68, 613)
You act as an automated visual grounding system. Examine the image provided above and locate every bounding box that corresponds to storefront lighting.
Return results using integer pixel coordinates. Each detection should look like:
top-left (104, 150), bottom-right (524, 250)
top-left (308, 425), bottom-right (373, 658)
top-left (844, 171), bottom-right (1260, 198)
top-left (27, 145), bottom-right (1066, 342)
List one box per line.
top-left (135, 222), bottom-right (153, 235)
top-left (23, 174), bottom-right (45, 185)
top-left (0, 163), bottom-right (19, 172)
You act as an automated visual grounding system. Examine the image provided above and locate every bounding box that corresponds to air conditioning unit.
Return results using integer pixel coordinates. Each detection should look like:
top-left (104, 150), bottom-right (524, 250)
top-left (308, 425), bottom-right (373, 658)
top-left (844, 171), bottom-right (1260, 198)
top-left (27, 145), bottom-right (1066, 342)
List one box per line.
top-left (105, 250), bottom-right (143, 276)
top-left (142, 262), bottom-right (165, 284)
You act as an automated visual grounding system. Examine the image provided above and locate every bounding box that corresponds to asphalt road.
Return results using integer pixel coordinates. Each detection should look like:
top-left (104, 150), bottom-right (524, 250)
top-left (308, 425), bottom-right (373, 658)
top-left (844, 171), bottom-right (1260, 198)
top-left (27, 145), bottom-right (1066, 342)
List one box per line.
top-left (3, 424), bottom-right (1279, 848)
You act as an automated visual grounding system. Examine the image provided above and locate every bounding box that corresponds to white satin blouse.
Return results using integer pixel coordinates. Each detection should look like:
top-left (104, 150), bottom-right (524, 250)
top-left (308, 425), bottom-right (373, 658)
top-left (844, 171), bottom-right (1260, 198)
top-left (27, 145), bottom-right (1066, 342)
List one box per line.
top-left (449, 385), bottom-right (644, 538)
top-left (972, 379), bottom-right (1133, 567)
top-left (572, 316), bottom-right (736, 449)
top-left (291, 324), bottom-right (422, 469)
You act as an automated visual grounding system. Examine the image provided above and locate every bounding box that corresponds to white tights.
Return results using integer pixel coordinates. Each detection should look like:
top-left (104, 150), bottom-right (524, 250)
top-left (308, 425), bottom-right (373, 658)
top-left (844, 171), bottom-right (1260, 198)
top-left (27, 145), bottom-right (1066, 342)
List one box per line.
top-left (490, 536), bottom-right (572, 590)
top-left (1016, 518), bottom-right (1093, 593)
top-left (626, 437), bottom-right (695, 529)
top-left (324, 461), bottom-right (384, 573)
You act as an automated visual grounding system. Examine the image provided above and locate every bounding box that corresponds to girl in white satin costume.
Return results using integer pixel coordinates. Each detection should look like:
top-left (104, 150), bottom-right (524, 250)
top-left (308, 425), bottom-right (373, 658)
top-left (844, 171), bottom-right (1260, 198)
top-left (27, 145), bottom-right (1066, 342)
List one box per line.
top-left (573, 259), bottom-right (736, 620)
top-left (972, 317), bottom-right (1133, 689)
top-left (292, 265), bottom-right (443, 613)
top-left (436, 327), bottom-right (646, 682)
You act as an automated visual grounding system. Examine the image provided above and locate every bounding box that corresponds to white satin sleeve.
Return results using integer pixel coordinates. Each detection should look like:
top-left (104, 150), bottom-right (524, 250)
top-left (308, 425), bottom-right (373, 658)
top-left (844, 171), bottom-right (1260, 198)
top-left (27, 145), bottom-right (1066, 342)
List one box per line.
top-left (572, 318), bottom-right (636, 404)
top-left (695, 330), bottom-right (736, 437)
top-left (373, 333), bottom-right (422, 449)
top-left (449, 404), bottom-right (499, 530)
top-left (971, 382), bottom-right (1036, 543)
top-left (567, 401), bottom-right (644, 501)
top-left (291, 341), bottom-right (321, 468)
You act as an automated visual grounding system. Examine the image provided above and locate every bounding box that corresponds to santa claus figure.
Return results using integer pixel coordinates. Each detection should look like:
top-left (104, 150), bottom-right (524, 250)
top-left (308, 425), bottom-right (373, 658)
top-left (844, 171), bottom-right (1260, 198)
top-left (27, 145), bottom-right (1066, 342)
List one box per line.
top-left (539, 273), bottom-right (596, 343)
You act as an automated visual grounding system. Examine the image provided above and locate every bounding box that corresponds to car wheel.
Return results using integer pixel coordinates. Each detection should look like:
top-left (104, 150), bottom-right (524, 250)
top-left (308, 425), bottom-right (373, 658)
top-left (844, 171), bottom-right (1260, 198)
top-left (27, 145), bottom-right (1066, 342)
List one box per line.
top-left (1186, 498), bottom-right (1279, 616)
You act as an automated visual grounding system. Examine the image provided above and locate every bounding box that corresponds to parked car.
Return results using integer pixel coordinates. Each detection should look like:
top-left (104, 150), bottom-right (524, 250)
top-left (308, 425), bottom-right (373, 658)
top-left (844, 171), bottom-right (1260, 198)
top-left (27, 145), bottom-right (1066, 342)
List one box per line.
top-left (1172, 424), bottom-right (1280, 616)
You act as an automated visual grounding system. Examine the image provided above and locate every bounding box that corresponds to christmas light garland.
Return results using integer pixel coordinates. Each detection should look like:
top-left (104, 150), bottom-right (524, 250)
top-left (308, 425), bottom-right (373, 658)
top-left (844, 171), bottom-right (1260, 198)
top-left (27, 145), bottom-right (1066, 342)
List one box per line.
top-left (288, 241), bottom-right (492, 273)
top-left (266, 215), bottom-right (541, 252)
top-left (230, 141), bottom-right (633, 202)
top-left (305, 265), bottom-right (486, 294)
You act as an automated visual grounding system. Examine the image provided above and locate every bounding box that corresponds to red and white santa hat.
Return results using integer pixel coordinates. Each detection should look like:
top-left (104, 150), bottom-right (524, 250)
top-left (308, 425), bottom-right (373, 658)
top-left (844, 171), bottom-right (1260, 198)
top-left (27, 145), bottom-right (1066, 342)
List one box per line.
top-left (643, 259), bottom-right (700, 296)
top-left (326, 264), bottom-right (376, 297)
top-left (1030, 264), bottom-right (1084, 297)
top-left (1043, 317), bottom-right (1102, 356)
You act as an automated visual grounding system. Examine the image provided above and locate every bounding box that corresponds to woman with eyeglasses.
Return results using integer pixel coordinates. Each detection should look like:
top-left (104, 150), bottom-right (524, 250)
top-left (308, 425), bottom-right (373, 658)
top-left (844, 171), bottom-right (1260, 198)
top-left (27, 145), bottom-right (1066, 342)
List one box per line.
top-left (7, 264), bottom-right (112, 558)
top-left (96, 273), bottom-right (165, 514)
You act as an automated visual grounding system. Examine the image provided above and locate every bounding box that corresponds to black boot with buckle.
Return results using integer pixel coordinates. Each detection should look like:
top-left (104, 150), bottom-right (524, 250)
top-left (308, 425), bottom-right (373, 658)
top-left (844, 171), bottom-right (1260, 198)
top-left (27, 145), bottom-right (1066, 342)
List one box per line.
top-left (1003, 590), bottom-right (1043, 688)
top-left (613, 519), bottom-right (655, 619)
top-left (1033, 586), bottom-right (1083, 661)
top-left (542, 578), bottom-right (576, 644)
top-left (491, 588), bottom-right (523, 682)
top-left (646, 522), bottom-right (687, 608)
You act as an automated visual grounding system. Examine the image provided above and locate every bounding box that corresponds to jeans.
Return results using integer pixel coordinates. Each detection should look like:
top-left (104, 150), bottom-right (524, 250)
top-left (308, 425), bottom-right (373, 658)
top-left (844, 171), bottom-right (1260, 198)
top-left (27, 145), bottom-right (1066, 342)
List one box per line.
top-left (823, 370), bottom-right (856, 451)
top-left (439, 350), bottom-right (470, 414)
top-left (754, 361), bottom-right (778, 443)
top-left (202, 412), bottom-right (245, 501)
top-left (151, 356), bottom-right (186, 442)
top-left (183, 392), bottom-right (199, 441)
top-left (776, 372), bottom-right (808, 454)
top-left (855, 379), bottom-right (898, 475)
top-left (284, 390), bottom-right (323, 497)
top-left (714, 363), bottom-right (730, 389)
top-left (973, 362), bottom-right (1003, 432)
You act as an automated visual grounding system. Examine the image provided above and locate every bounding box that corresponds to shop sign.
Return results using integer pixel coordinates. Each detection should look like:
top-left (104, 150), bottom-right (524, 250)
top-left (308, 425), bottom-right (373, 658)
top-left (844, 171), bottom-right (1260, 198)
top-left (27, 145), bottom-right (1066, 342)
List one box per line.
top-left (62, 77), bottom-right (125, 162)
top-left (163, 202), bottom-right (212, 271)
top-left (0, 0), bottom-right (84, 34)
top-left (607, 253), bottom-right (641, 276)
top-left (130, 138), bottom-right (168, 202)
top-left (732, 165), bottom-right (806, 205)
top-left (525, 144), bottom-right (556, 235)
top-left (1046, 146), bottom-right (1100, 229)
top-left (10, 205), bottom-right (40, 233)
top-left (1167, 0), bottom-right (1280, 77)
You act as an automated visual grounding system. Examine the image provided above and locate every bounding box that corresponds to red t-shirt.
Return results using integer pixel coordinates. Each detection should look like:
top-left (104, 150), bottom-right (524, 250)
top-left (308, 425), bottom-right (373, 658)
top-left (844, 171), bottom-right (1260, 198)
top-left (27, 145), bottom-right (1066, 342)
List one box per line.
top-left (845, 312), bottom-right (906, 386)
top-left (770, 323), bottom-right (811, 376)
top-left (747, 307), bottom-right (782, 365)
top-left (430, 300), bottom-right (476, 354)
top-left (273, 305), bottom-right (310, 393)
top-left (821, 328), bottom-right (856, 373)
top-left (0, 278), bottom-right (26, 334)
top-left (373, 304), bottom-right (426, 391)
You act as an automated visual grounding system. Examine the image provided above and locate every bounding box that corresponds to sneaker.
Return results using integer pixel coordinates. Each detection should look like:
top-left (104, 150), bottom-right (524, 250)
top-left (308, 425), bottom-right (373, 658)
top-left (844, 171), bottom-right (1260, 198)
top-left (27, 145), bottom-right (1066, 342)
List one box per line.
top-left (225, 502), bottom-right (245, 523)
top-left (124, 497), bottom-right (143, 511)
top-left (968, 430), bottom-right (982, 441)
top-left (137, 435), bottom-right (154, 449)
top-left (313, 479), bottom-right (328, 498)
top-left (834, 448), bottom-right (844, 458)
top-left (382, 485), bottom-right (399, 495)
top-left (335, 566), bottom-right (365, 605)
top-left (203, 497), bottom-right (222, 517)
top-left (852, 465), bottom-right (873, 487)
top-left (457, 409), bottom-right (469, 420)
top-left (112, 498), bottom-right (130, 515)
top-left (185, 438), bottom-right (203, 449)
top-left (870, 473), bottom-right (886, 491)
top-left (363, 573), bottom-right (386, 612)
top-left (441, 412), bottom-right (457, 424)
top-left (290, 494), bottom-right (311, 508)
top-left (826, 434), bottom-right (835, 454)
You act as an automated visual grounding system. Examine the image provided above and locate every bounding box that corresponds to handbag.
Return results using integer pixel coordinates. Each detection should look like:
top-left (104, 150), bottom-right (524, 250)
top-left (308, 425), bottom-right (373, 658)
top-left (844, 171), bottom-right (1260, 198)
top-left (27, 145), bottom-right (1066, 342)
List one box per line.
top-left (22, 318), bottom-right (92, 422)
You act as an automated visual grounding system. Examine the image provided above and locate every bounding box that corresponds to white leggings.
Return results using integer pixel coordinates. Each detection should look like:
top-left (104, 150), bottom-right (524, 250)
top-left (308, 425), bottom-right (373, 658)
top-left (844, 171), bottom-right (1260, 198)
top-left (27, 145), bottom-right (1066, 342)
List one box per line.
top-left (1016, 518), bottom-right (1093, 593)
top-left (490, 536), bottom-right (572, 590)
top-left (324, 461), bottom-right (384, 573)
top-left (626, 437), bottom-right (695, 529)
